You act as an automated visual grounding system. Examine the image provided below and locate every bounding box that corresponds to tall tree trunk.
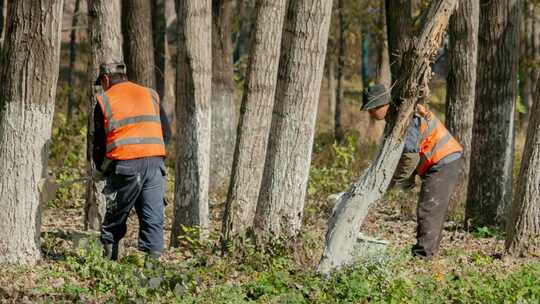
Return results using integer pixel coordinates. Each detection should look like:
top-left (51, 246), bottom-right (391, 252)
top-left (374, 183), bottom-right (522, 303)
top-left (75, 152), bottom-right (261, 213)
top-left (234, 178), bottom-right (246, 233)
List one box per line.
top-left (210, 0), bottom-right (236, 193)
top-left (253, 0), bottom-right (333, 244)
top-left (385, 0), bottom-right (412, 83)
top-left (327, 54), bottom-right (337, 134)
top-left (67, 0), bottom-right (81, 123)
top-left (506, 74), bottom-right (540, 256)
top-left (445, 0), bottom-right (479, 214)
top-left (152, 0), bottom-right (167, 100)
top-left (0, 0), bottom-right (5, 47)
top-left (465, 0), bottom-right (519, 228)
top-left (361, 26), bottom-right (370, 104)
top-left (85, 0), bottom-right (124, 231)
top-left (319, 0), bottom-right (457, 274)
top-left (222, 0), bottom-right (288, 241)
top-left (233, 0), bottom-right (254, 63)
top-left (335, 0), bottom-right (345, 142)
top-left (520, 2), bottom-right (540, 128)
top-left (122, 0), bottom-right (156, 88)
top-left (0, 0), bottom-right (63, 264)
top-left (171, 0), bottom-right (212, 245)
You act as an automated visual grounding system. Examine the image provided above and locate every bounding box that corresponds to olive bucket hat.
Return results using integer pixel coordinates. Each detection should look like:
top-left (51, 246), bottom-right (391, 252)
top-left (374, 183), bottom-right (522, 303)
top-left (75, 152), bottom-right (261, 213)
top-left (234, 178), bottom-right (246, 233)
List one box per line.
top-left (361, 84), bottom-right (391, 111)
top-left (94, 61), bottom-right (127, 85)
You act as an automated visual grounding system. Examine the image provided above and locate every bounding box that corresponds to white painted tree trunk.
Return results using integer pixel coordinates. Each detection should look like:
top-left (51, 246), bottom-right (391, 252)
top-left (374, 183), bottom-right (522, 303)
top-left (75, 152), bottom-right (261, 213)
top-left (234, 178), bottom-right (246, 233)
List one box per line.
top-left (319, 0), bottom-right (458, 274)
top-left (253, 0), bottom-right (333, 243)
top-left (171, 0), bottom-right (212, 244)
top-left (0, 0), bottom-right (63, 265)
top-left (222, 0), bottom-right (288, 241)
top-left (85, 0), bottom-right (124, 231)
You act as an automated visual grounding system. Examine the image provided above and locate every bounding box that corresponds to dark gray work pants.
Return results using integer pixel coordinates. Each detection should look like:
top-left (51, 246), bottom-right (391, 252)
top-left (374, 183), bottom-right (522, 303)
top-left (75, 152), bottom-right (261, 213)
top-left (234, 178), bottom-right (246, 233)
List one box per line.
top-left (100, 157), bottom-right (166, 254)
top-left (412, 158), bottom-right (460, 258)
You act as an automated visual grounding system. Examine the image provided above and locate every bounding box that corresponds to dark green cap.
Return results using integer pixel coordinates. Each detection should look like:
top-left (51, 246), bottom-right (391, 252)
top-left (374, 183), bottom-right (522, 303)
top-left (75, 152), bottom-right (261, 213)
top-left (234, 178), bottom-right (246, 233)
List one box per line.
top-left (94, 61), bottom-right (127, 85)
top-left (361, 84), bottom-right (391, 111)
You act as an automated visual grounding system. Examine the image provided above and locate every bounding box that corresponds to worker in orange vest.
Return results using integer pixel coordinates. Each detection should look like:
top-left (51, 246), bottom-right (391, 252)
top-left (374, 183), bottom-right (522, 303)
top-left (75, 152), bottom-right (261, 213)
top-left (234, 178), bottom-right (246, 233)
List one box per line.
top-left (362, 84), bottom-right (463, 259)
top-left (93, 62), bottom-right (171, 263)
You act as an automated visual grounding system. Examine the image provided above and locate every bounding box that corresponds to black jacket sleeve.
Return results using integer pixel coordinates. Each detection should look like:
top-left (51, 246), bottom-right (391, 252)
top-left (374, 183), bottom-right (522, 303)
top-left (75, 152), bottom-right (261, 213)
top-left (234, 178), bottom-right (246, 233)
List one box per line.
top-left (93, 104), bottom-right (106, 170)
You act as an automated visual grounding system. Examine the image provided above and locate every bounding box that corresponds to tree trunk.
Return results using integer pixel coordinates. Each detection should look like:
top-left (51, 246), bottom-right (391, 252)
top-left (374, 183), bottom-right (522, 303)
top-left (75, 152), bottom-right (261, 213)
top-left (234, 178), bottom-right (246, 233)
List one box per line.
top-left (465, 0), bottom-right (519, 228)
top-left (327, 55), bottom-right (337, 134)
top-left (335, 0), bottom-right (345, 142)
top-left (222, 0), bottom-right (288, 241)
top-left (210, 0), bottom-right (236, 193)
top-left (506, 74), bottom-right (540, 256)
top-left (233, 0), bottom-right (254, 63)
top-left (520, 2), bottom-right (540, 128)
top-left (319, 0), bottom-right (457, 274)
top-left (0, 0), bottom-right (5, 47)
top-left (444, 0), bottom-right (479, 214)
top-left (0, 0), bottom-right (63, 265)
top-left (67, 0), bottom-right (81, 123)
top-left (385, 0), bottom-right (412, 83)
top-left (171, 0), bottom-right (212, 245)
top-left (85, 0), bottom-right (124, 231)
top-left (152, 0), bottom-right (167, 100)
top-left (122, 0), bottom-right (156, 88)
top-left (253, 0), bottom-right (333, 244)
top-left (361, 26), bottom-right (370, 104)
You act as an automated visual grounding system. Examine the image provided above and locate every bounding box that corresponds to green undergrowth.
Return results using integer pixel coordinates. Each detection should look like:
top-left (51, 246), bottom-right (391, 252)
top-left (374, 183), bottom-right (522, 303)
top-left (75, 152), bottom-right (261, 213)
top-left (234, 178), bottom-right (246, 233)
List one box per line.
top-left (5, 238), bottom-right (540, 303)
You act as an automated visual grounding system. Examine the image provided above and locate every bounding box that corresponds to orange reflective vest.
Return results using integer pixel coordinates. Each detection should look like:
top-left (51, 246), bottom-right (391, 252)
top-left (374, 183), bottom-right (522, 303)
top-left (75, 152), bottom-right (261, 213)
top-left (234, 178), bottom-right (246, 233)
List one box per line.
top-left (416, 110), bottom-right (462, 176)
top-left (96, 81), bottom-right (166, 160)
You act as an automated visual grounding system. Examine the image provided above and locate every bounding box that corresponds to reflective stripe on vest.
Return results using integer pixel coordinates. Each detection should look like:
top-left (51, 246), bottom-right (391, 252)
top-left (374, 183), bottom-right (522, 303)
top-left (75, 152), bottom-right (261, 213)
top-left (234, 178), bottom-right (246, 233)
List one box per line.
top-left (416, 110), bottom-right (462, 176)
top-left (97, 82), bottom-right (166, 160)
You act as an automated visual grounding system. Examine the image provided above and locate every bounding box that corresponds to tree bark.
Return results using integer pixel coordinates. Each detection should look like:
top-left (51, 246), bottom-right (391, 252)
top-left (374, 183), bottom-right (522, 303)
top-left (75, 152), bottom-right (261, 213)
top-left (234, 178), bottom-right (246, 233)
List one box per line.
top-left (210, 0), bottom-right (236, 193)
top-left (222, 0), bottom-right (288, 241)
top-left (385, 0), bottom-right (412, 83)
top-left (444, 0), bottom-right (479, 213)
top-left (171, 0), bottom-right (212, 245)
top-left (122, 0), bottom-right (156, 88)
top-left (233, 0), bottom-right (254, 63)
top-left (0, 0), bottom-right (63, 264)
top-left (465, 0), bottom-right (519, 228)
top-left (253, 0), bottom-right (333, 244)
top-left (506, 74), bottom-right (540, 256)
top-left (335, 0), bottom-right (345, 142)
top-left (85, 0), bottom-right (124, 231)
top-left (327, 54), bottom-right (337, 135)
top-left (319, 0), bottom-right (457, 274)
top-left (67, 0), bottom-right (81, 123)
top-left (152, 0), bottom-right (167, 100)
top-left (0, 0), bottom-right (5, 47)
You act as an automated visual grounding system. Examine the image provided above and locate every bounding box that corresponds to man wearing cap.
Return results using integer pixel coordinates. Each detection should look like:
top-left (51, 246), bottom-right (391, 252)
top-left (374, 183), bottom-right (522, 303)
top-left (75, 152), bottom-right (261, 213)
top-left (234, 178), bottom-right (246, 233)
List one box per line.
top-left (362, 84), bottom-right (463, 259)
top-left (93, 62), bottom-right (171, 263)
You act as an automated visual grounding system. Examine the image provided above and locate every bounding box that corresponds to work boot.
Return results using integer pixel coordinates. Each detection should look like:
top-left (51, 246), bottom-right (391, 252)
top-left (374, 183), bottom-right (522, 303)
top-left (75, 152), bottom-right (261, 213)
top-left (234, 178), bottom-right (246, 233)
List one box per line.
top-left (103, 243), bottom-right (119, 261)
top-left (144, 251), bottom-right (161, 270)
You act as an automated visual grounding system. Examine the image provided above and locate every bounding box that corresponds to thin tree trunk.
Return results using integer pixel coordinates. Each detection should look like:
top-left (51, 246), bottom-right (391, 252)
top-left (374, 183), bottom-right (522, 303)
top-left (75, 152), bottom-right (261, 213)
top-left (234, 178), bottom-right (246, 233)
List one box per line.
top-left (233, 0), bottom-right (254, 63)
top-left (0, 0), bottom-right (63, 264)
top-left (222, 0), bottom-right (288, 241)
top-left (152, 0), bottom-right (167, 100)
top-left (0, 0), bottom-right (5, 47)
top-left (335, 0), bottom-right (345, 142)
top-left (327, 55), bottom-right (337, 134)
top-left (319, 0), bottom-right (457, 274)
top-left (171, 0), bottom-right (212, 245)
top-left (506, 74), bottom-right (540, 256)
top-left (361, 26), bottom-right (370, 104)
top-left (445, 0), bottom-right (479, 214)
top-left (253, 0), bottom-right (333, 244)
top-left (210, 0), bottom-right (236, 193)
top-left (85, 0), bottom-right (124, 231)
top-left (122, 0), bottom-right (156, 88)
top-left (465, 0), bottom-right (519, 228)
top-left (67, 0), bottom-right (81, 123)
top-left (385, 0), bottom-right (412, 83)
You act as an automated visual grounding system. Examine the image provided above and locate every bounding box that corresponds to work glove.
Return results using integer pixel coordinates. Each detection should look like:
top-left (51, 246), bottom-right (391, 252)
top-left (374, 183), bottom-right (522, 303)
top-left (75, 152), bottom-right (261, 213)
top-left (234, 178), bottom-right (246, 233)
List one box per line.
top-left (391, 152), bottom-right (420, 190)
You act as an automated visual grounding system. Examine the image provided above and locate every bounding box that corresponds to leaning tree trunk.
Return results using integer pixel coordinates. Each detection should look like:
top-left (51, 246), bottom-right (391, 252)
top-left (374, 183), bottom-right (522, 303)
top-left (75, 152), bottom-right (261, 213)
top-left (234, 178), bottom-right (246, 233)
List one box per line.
top-left (253, 0), bottom-right (333, 244)
top-left (465, 0), bottom-right (519, 228)
top-left (222, 0), bottom-right (288, 241)
top-left (0, 0), bottom-right (63, 265)
top-left (67, 0), bottom-right (81, 123)
top-left (506, 74), bottom-right (540, 256)
top-left (152, 0), bottom-right (167, 101)
top-left (210, 0), bottom-right (236, 193)
top-left (122, 0), bottom-right (156, 88)
top-left (334, 0), bottom-right (345, 142)
top-left (85, 0), bottom-right (124, 231)
top-left (385, 0), bottom-right (412, 83)
top-left (444, 0), bottom-right (479, 214)
top-left (171, 0), bottom-right (212, 245)
top-left (319, 0), bottom-right (457, 274)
